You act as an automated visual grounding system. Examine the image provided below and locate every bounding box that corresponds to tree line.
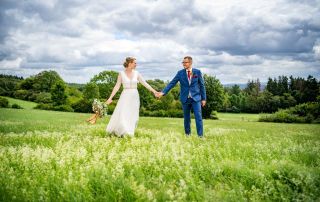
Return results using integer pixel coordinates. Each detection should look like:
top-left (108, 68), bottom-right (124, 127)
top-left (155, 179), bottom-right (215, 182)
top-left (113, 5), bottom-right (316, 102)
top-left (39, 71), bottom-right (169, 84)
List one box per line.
top-left (223, 75), bottom-right (319, 113)
top-left (0, 71), bottom-right (319, 119)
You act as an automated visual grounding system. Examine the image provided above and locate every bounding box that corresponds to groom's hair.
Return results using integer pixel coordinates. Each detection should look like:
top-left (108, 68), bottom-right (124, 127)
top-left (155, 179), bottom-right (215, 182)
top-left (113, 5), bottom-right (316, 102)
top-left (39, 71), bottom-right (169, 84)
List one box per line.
top-left (184, 56), bottom-right (192, 62)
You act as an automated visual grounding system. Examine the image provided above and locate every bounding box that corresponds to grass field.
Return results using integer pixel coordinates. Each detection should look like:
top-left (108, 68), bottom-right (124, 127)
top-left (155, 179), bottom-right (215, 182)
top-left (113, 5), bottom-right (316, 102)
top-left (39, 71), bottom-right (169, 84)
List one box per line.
top-left (0, 99), bottom-right (319, 201)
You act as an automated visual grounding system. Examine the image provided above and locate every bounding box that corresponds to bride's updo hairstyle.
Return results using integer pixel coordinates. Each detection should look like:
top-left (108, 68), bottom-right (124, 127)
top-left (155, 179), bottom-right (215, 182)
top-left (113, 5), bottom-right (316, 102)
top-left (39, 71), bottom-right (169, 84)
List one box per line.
top-left (123, 57), bottom-right (136, 68)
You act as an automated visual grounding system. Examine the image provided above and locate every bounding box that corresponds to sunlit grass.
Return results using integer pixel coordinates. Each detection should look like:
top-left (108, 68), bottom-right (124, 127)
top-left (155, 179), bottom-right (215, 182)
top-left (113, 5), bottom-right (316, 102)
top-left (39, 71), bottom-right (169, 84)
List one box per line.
top-left (0, 108), bottom-right (319, 201)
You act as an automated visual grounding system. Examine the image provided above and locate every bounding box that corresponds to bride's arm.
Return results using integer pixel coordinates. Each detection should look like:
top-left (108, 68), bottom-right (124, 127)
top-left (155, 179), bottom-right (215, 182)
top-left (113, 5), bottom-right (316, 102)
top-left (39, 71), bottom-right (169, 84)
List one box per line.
top-left (106, 73), bottom-right (122, 104)
top-left (138, 72), bottom-right (157, 94)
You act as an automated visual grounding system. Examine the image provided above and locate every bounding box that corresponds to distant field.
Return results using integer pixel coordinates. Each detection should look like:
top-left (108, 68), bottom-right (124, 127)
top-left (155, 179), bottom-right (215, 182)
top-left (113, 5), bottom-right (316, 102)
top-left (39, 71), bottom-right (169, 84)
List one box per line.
top-left (217, 112), bottom-right (260, 122)
top-left (1, 96), bottom-right (37, 109)
top-left (0, 105), bottom-right (319, 201)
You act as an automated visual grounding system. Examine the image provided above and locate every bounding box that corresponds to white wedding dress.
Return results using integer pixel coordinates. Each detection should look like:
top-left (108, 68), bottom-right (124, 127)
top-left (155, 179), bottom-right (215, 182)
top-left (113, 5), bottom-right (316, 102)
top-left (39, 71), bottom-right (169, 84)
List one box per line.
top-left (106, 70), bottom-right (153, 137)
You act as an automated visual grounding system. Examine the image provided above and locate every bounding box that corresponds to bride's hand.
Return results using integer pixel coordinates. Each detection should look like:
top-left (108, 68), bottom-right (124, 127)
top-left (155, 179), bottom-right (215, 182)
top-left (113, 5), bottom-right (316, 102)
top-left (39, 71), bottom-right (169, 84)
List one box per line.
top-left (106, 99), bottom-right (112, 105)
top-left (154, 91), bottom-right (163, 98)
top-left (153, 91), bottom-right (159, 97)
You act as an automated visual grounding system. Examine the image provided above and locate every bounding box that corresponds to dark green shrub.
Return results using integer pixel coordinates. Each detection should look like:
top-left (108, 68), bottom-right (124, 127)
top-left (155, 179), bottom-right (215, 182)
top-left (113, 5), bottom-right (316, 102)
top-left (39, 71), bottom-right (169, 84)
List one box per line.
top-left (259, 102), bottom-right (319, 123)
top-left (226, 106), bottom-right (241, 113)
top-left (0, 97), bottom-right (9, 108)
top-left (72, 99), bottom-right (92, 113)
top-left (53, 105), bottom-right (74, 112)
top-left (107, 102), bottom-right (116, 114)
top-left (13, 90), bottom-right (29, 100)
top-left (11, 103), bottom-right (23, 109)
top-left (210, 111), bottom-right (219, 120)
top-left (35, 92), bottom-right (52, 103)
top-left (35, 103), bottom-right (74, 112)
top-left (34, 103), bottom-right (54, 110)
top-left (167, 109), bottom-right (184, 118)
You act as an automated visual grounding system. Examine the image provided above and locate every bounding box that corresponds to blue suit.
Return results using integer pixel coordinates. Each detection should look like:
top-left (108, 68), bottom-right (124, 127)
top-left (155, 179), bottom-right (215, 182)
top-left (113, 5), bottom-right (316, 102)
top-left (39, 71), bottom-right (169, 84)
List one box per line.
top-left (162, 68), bottom-right (206, 136)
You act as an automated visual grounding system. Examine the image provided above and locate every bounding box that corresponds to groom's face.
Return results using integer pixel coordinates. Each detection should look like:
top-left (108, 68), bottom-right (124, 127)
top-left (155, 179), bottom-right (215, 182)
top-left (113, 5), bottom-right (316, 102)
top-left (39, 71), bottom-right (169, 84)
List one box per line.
top-left (182, 59), bottom-right (192, 69)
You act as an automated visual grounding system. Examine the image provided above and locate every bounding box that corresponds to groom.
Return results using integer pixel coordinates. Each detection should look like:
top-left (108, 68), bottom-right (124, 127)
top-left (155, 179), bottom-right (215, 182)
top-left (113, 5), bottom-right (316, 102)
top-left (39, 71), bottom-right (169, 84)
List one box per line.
top-left (156, 56), bottom-right (207, 137)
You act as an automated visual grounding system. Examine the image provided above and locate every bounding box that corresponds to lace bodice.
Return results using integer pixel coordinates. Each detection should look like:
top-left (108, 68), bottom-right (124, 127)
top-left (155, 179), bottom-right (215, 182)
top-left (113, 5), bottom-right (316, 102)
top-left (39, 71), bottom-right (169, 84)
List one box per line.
top-left (120, 70), bottom-right (138, 89)
top-left (113, 70), bottom-right (153, 91)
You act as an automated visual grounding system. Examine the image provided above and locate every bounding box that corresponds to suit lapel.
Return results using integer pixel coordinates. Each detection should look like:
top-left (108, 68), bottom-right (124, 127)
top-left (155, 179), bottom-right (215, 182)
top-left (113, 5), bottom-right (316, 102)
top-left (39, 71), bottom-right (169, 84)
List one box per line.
top-left (182, 70), bottom-right (189, 84)
top-left (190, 69), bottom-right (195, 84)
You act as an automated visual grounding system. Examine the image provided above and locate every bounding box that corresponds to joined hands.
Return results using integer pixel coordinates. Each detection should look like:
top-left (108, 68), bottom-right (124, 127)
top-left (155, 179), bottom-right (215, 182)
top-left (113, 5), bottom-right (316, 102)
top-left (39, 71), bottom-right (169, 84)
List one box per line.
top-left (154, 91), bottom-right (164, 98)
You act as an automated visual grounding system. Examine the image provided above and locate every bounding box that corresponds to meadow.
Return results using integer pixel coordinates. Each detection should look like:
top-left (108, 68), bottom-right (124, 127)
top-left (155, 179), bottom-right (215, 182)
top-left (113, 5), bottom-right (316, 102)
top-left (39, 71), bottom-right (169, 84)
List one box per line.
top-left (0, 98), bottom-right (319, 201)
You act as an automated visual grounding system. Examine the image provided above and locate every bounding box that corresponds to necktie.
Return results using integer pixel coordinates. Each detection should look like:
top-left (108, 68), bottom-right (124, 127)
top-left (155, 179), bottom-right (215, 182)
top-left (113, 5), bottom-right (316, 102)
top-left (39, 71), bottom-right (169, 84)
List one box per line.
top-left (187, 70), bottom-right (191, 80)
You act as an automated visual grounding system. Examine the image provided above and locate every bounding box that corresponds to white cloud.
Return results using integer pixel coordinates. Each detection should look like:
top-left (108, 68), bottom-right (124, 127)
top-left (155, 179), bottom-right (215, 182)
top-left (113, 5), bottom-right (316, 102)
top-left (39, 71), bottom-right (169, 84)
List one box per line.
top-left (313, 41), bottom-right (320, 60)
top-left (0, 57), bottom-right (23, 69)
top-left (0, 0), bottom-right (319, 84)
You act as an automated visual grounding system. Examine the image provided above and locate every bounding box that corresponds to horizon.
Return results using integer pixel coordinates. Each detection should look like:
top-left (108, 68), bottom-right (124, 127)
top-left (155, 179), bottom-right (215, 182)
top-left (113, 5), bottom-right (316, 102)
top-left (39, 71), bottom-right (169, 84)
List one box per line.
top-left (2, 70), bottom-right (316, 87)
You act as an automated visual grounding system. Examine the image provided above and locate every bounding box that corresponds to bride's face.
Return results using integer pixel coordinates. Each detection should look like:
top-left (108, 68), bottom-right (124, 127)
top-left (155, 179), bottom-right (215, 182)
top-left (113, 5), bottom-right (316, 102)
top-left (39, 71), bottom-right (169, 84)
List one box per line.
top-left (128, 60), bottom-right (137, 69)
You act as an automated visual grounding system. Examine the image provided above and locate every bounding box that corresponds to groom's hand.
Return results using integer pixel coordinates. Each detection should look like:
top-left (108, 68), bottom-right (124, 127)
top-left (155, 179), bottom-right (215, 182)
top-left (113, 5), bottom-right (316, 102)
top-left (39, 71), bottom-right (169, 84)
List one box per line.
top-left (158, 92), bottom-right (164, 98)
top-left (201, 100), bottom-right (206, 107)
top-left (155, 92), bottom-right (164, 98)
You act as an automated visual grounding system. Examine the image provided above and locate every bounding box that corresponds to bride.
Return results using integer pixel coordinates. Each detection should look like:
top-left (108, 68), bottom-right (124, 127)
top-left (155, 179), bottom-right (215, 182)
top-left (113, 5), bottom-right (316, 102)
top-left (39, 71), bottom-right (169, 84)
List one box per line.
top-left (105, 57), bottom-right (158, 137)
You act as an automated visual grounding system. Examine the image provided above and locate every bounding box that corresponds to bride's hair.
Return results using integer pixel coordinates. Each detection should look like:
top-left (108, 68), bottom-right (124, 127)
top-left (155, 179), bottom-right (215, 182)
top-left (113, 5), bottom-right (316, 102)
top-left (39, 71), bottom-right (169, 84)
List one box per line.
top-left (123, 57), bottom-right (136, 68)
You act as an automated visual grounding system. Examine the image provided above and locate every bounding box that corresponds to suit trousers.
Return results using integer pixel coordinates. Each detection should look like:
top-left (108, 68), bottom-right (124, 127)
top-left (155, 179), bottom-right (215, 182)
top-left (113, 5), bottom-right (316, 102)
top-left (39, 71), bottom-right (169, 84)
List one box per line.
top-left (182, 98), bottom-right (203, 136)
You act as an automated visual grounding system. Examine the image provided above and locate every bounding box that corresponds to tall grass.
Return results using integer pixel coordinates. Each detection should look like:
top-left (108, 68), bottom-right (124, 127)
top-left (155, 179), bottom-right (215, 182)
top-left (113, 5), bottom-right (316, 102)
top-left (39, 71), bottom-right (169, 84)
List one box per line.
top-left (0, 108), bottom-right (319, 201)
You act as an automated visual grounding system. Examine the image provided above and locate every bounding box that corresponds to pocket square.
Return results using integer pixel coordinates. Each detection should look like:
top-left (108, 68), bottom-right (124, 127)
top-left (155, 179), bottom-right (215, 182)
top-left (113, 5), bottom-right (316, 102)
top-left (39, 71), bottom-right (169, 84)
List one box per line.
top-left (192, 75), bottom-right (198, 78)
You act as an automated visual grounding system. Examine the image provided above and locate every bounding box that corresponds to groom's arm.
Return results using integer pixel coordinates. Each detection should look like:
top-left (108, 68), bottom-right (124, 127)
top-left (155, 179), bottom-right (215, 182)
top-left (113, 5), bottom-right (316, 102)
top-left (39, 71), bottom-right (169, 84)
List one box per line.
top-left (162, 72), bottom-right (180, 95)
top-left (198, 70), bottom-right (206, 101)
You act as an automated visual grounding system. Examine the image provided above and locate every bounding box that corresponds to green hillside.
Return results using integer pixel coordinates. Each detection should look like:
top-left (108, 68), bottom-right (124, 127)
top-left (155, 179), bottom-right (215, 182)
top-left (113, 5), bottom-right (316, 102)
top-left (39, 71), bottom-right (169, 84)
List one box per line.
top-left (1, 96), bottom-right (37, 110)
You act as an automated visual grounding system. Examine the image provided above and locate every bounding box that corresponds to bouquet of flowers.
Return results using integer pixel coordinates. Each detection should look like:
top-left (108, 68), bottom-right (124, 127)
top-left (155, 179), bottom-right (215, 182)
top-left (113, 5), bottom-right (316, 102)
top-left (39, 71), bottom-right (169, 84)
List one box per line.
top-left (86, 99), bottom-right (108, 124)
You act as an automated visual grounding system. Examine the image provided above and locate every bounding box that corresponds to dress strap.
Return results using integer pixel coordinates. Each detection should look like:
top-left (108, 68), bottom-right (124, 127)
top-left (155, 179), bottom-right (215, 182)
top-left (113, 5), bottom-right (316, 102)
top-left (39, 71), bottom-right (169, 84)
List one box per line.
top-left (119, 71), bottom-right (124, 79)
top-left (134, 70), bottom-right (138, 79)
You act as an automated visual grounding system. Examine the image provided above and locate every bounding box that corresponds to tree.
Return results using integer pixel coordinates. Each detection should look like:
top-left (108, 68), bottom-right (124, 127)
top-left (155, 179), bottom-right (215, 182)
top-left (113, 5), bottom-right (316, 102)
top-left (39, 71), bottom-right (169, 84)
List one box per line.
top-left (257, 91), bottom-right (279, 113)
top-left (244, 79), bottom-right (261, 96)
top-left (83, 82), bottom-right (100, 101)
top-left (303, 75), bottom-right (319, 103)
top-left (138, 84), bottom-right (154, 110)
top-left (266, 77), bottom-right (278, 95)
top-left (33, 71), bottom-right (64, 92)
top-left (51, 81), bottom-right (67, 106)
top-left (289, 76), bottom-right (305, 103)
top-left (137, 78), bottom-right (164, 110)
top-left (90, 71), bottom-right (118, 99)
top-left (18, 77), bottom-right (35, 90)
top-left (222, 93), bottom-right (231, 111)
top-left (280, 93), bottom-right (296, 109)
top-left (203, 75), bottom-right (224, 118)
top-left (66, 86), bottom-right (83, 106)
top-left (35, 92), bottom-right (52, 103)
top-left (244, 94), bottom-right (259, 113)
top-left (0, 74), bottom-right (23, 96)
top-left (159, 91), bottom-right (174, 110)
top-left (230, 84), bottom-right (241, 96)
top-left (229, 94), bottom-right (240, 108)
top-left (278, 75), bottom-right (289, 95)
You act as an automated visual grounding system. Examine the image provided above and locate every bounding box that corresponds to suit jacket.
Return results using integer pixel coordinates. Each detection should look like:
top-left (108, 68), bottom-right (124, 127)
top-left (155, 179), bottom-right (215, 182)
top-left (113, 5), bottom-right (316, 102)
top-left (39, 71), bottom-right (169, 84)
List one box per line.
top-left (162, 68), bottom-right (206, 103)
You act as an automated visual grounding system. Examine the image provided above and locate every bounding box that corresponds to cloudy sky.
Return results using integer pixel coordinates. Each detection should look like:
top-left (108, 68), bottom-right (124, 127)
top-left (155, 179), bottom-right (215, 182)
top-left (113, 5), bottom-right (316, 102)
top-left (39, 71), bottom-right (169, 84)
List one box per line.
top-left (0, 0), bottom-right (319, 84)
